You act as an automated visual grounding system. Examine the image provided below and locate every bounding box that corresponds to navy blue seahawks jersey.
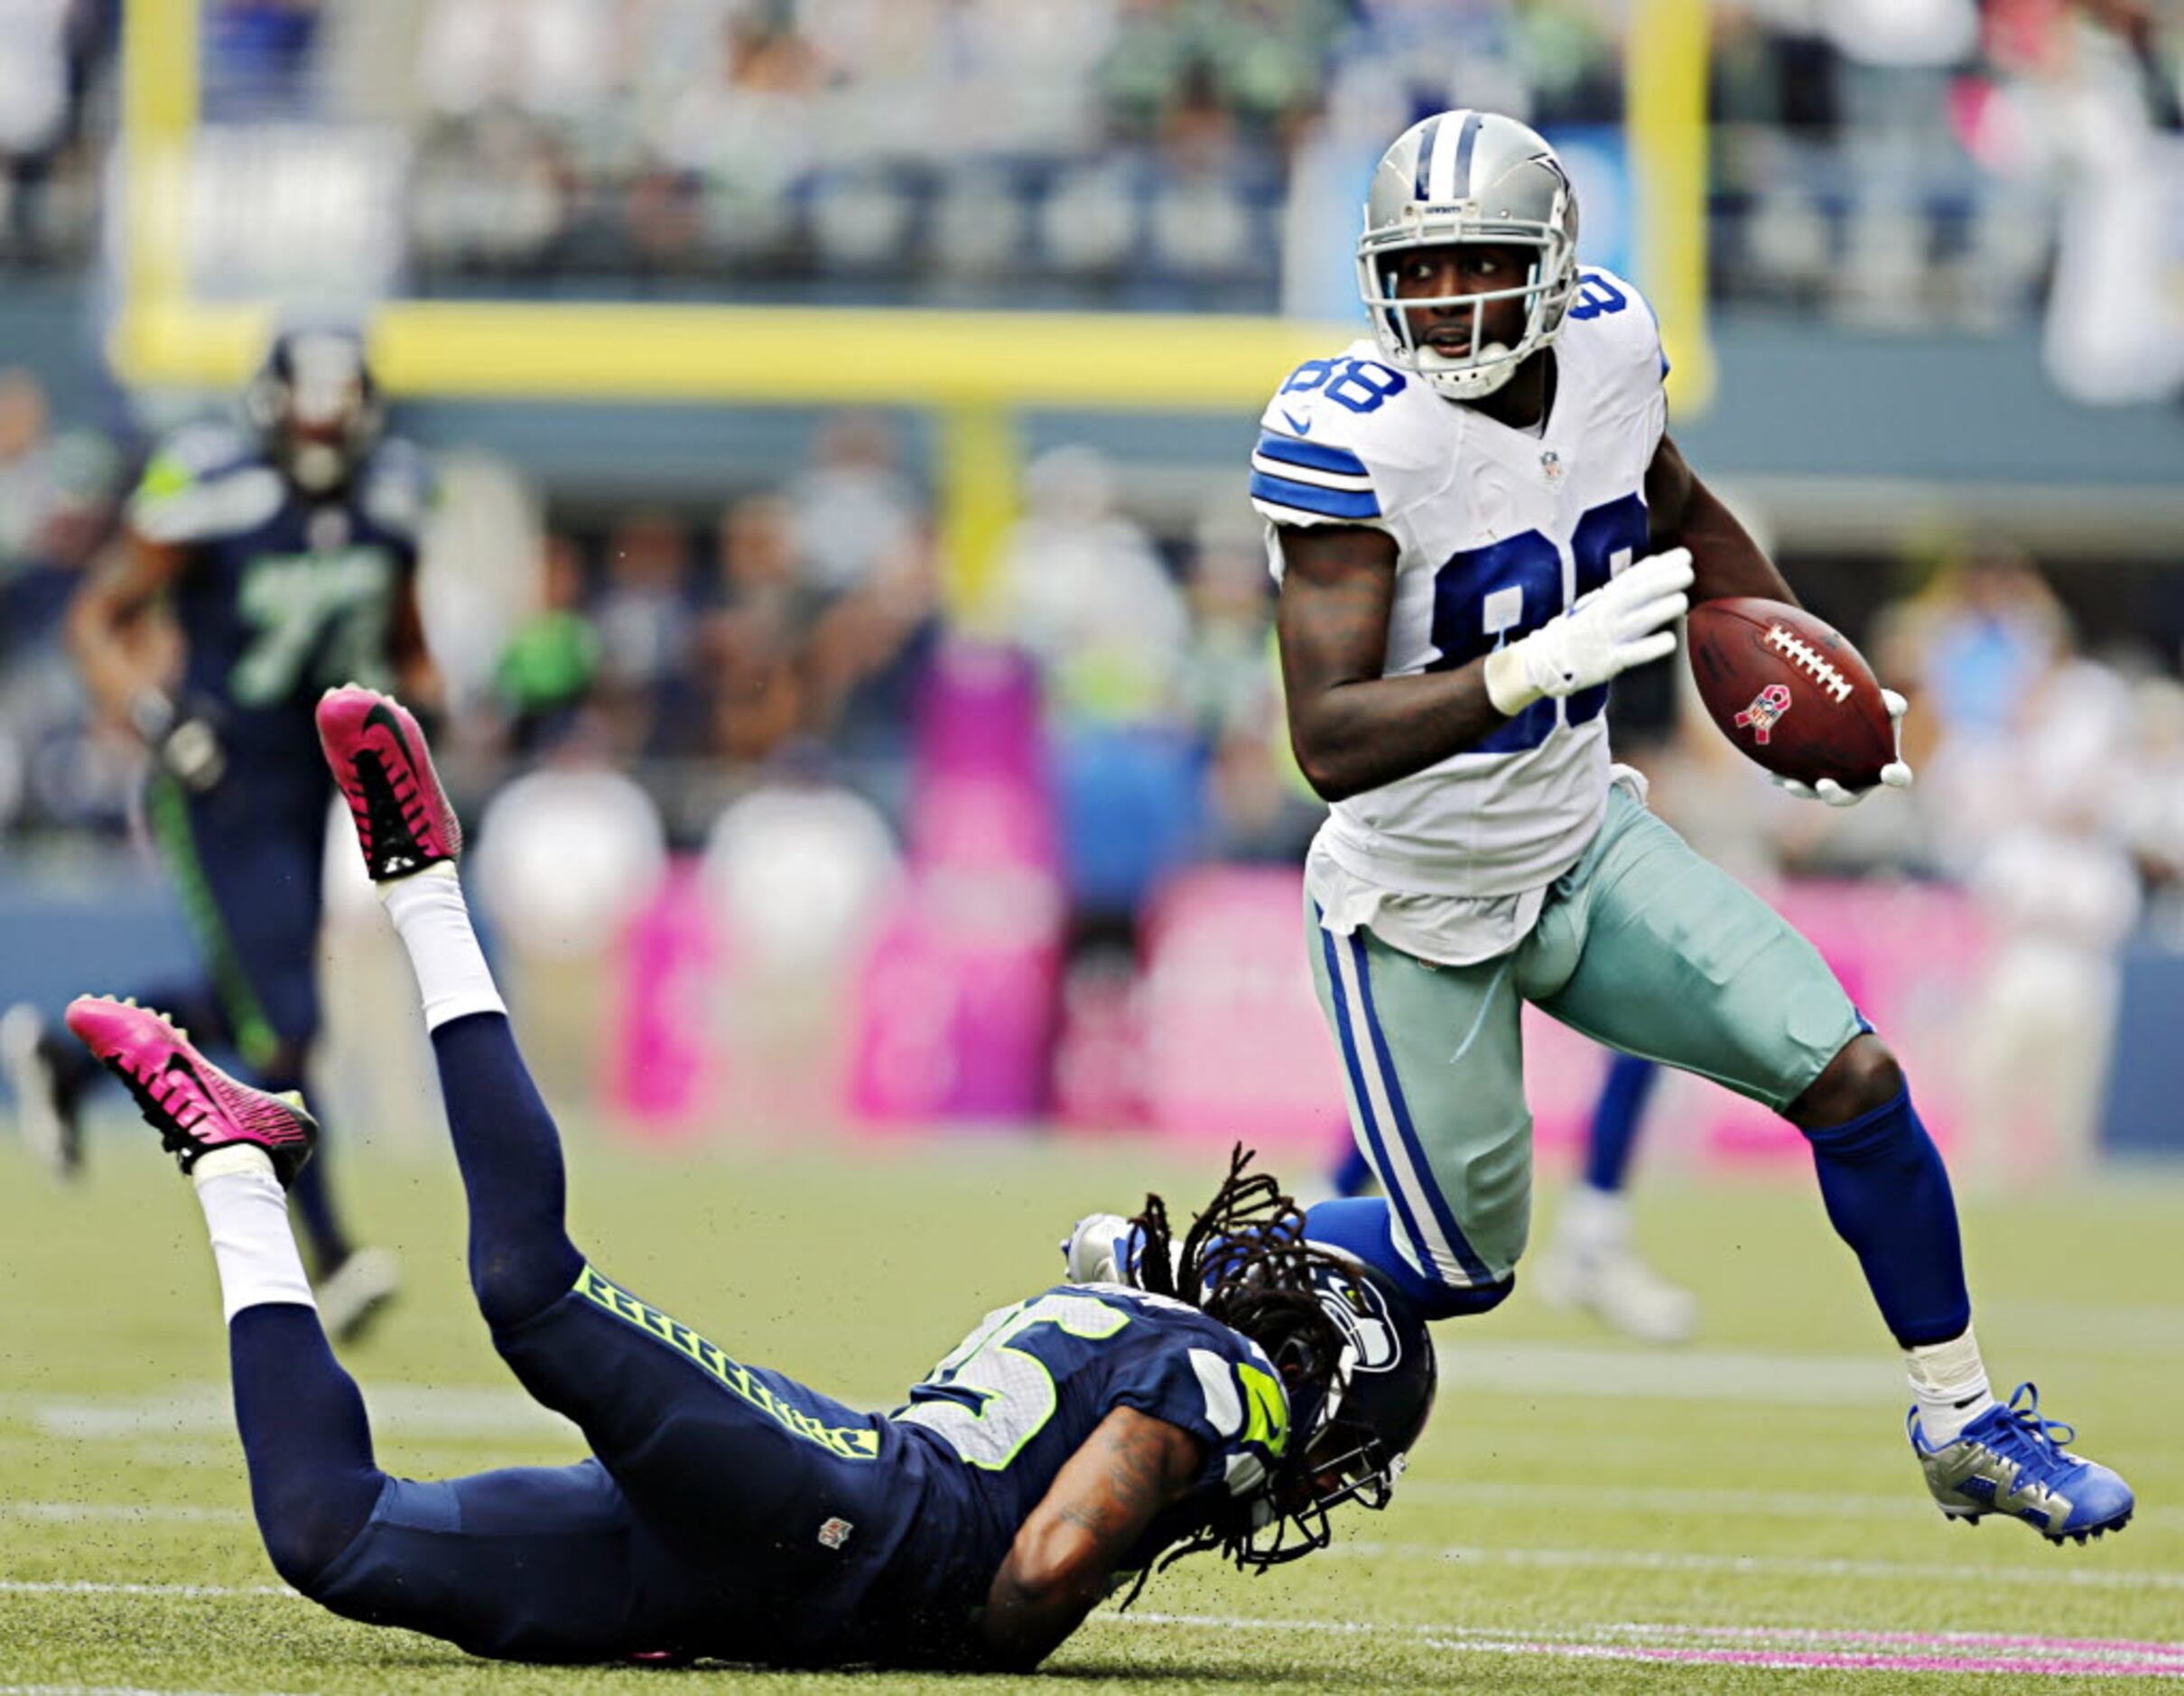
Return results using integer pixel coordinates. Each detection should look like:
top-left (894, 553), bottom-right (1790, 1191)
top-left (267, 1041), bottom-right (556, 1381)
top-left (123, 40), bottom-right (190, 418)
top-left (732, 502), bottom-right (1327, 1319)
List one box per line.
top-left (856, 1282), bottom-right (1290, 1654)
top-left (127, 421), bottom-right (430, 779)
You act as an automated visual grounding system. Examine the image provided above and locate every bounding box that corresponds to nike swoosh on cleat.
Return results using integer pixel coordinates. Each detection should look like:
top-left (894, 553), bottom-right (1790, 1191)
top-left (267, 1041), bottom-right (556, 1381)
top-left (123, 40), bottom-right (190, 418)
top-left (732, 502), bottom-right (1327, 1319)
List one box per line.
top-left (1281, 410), bottom-right (1314, 435)
top-left (360, 700), bottom-right (418, 773)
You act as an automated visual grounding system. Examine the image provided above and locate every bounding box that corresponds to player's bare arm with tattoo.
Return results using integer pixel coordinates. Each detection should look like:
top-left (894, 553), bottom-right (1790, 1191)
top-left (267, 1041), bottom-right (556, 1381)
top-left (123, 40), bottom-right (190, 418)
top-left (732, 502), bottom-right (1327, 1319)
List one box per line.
top-left (1645, 434), bottom-right (1799, 608)
top-left (978, 1406), bottom-right (1204, 1670)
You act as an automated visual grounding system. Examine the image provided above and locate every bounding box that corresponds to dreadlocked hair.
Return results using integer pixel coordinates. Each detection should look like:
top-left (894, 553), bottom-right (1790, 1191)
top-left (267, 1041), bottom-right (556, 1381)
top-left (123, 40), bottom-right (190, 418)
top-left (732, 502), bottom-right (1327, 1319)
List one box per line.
top-left (1117, 1146), bottom-right (1352, 1594)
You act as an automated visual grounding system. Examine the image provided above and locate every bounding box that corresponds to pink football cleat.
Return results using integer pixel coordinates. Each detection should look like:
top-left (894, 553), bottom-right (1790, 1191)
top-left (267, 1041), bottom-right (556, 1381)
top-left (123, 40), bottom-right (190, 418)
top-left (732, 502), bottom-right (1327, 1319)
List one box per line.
top-left (64, 996), bottom-right (317, 1187)
top-left (315, 685), bottom-right (462, 881)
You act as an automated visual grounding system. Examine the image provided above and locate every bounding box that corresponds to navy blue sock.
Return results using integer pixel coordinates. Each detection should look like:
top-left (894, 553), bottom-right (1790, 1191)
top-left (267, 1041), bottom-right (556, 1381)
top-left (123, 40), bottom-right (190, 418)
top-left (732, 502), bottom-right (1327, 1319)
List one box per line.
top-left (1303, 1197), bottom-right (1514, 1319)
top-left (1799, 1086), bottom-right (1971, 1348)
top-left (1585, 1052), bottom-right (1660, 1192)
top-left (429, 1012), bottom-right (584, 1330)
top-left (1326, 1141), bottom-right (1375, 1199)
top-left (229, 1303), bottom-right (384, 1589)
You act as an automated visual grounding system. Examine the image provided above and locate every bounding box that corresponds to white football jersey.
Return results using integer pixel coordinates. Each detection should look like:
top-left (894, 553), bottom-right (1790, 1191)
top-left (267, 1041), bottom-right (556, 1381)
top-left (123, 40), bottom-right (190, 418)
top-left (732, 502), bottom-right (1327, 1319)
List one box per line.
top-left (1254, 267), bottom-right (1670, 906)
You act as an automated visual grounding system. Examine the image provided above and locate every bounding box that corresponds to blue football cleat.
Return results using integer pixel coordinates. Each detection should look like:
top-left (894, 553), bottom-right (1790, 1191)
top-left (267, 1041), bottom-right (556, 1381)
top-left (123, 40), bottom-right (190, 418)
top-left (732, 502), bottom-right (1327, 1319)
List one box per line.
top-left (1910, 1383), bottom-right (2134, 1544)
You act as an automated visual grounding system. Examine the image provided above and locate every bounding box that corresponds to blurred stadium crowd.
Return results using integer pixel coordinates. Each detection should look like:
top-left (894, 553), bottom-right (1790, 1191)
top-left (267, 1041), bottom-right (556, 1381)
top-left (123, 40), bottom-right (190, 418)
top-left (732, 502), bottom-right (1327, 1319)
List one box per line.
top-left (5, 346), bottom-right (2182, 908)
top-left (3, 0), bottom-right (2177, 328)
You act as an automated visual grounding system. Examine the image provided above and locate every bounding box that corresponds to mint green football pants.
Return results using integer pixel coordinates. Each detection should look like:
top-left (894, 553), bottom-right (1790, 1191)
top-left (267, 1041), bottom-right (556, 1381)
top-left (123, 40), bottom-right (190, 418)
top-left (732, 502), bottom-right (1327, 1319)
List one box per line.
top-left (1306, 787), bottom-right (1862, 1293)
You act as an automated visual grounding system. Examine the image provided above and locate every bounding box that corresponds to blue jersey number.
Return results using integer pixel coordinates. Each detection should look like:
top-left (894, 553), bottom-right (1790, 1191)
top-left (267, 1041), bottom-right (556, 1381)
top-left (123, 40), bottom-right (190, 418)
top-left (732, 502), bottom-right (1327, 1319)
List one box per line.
top-left (1424, 493), bottom-right (1651, 750)
top-left (1566, 272), bottom-right (1628, 322)
top-left (1280, 357), bottom-right (1408, 415)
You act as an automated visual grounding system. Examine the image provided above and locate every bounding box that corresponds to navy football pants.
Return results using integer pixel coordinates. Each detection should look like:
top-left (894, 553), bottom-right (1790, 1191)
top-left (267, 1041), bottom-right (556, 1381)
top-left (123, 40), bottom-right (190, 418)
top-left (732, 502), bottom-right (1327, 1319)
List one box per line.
top-left (256, 1014), bottom-right (908, 1663)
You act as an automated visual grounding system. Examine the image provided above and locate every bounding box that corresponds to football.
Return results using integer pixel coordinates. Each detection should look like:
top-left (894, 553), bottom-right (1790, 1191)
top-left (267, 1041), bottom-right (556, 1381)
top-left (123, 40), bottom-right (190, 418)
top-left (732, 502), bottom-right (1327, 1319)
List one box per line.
top-left (1687, 597), bottom-right (1895, 790)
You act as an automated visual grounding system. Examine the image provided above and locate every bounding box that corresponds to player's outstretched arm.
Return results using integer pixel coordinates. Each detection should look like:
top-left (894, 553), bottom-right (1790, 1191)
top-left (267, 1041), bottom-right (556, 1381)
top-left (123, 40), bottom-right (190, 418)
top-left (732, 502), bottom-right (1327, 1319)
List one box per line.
top-left (976, 1406), bottom-right (1204, 1671)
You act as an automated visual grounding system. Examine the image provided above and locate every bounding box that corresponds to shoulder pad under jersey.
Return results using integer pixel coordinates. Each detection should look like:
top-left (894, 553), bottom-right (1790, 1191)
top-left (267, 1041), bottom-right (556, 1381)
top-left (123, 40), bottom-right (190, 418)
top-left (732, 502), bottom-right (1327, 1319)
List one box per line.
top-left (359, 436), bottom-right (434, 543)
top-left (127, 422), bottom-right (282, 547)
top-left (1562, 266), bottom-right (1670, 395)
top-left (1100, 1291), bottom-right (1292, 1500)
top-left (1250, 340), bottom-right (1449, 531)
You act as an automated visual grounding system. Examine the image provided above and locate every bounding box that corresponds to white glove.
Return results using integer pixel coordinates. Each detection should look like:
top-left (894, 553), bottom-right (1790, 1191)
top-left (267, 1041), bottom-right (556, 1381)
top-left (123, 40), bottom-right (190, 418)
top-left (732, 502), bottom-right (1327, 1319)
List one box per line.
top-left (1771, 688), bottom-right (1914, 806)
top-left (1482, 547), bottom-right (1693, 716)
top-left (133, 690), bottom-right (228, 793)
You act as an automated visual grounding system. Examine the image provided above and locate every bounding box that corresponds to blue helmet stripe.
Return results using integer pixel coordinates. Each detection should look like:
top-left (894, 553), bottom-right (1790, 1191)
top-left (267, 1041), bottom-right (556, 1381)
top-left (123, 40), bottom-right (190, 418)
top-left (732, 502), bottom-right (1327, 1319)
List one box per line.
top-left (1254, 432), bottom-right (1369, 478)
top-left (1250, 471), bottom-right (1380, 520)
top-left (1452, 110), bottom-right (1483, 195)
top-left (1411, 114), bottom-right (1443, 201)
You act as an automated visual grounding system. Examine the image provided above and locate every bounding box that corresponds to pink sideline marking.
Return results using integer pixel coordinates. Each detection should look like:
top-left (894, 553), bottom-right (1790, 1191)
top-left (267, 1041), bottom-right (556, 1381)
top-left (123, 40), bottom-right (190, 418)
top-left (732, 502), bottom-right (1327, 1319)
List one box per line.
top-left (1615, 1625), bottom-right (2184, 1658)
top-left (1440, 1639), bottom-right (2184, 1679)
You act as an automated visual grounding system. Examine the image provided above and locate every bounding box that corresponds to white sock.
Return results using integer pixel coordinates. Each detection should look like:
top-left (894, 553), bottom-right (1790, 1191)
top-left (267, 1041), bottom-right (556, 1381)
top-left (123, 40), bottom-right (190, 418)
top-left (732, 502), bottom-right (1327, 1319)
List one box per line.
top-left (380, 863), bottom-right (507, 1031)
top-left (192, 1147), bottom-right (316, 1322)
top-left (1905, 1325), bottom-right (1996, 1445)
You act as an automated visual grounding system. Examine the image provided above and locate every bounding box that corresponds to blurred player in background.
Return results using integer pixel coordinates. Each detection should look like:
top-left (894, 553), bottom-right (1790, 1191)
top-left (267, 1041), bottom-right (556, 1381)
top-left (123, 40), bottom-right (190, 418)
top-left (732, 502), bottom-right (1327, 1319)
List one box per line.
top-left (52, 685), bottom-right (1436, 1672)
top-left (1254, 109), bottom-right (2131, 1540)
top-left (1, 328), bottom-right (430, 1342)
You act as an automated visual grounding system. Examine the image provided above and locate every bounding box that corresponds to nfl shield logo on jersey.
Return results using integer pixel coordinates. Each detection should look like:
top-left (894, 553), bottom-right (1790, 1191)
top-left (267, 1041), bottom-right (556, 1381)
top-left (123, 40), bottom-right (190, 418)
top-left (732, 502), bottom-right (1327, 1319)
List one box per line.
top-left (817, 1515), bottom-right (854, 1551)
top-left (1539, 449), bottom-right (1566, 487)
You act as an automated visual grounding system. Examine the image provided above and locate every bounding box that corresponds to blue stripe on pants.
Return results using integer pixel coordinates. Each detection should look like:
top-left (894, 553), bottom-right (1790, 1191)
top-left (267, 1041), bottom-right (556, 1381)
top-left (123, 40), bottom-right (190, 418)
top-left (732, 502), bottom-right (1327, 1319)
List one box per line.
top-left (1345, 931), bottom-right (1497, 1288)
top-left (1317, 914), bottom-right (1439, 1281)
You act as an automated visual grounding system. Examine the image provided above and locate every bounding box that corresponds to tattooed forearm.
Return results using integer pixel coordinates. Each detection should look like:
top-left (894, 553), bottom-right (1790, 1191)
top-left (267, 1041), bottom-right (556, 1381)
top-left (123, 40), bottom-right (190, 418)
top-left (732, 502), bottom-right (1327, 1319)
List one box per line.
top-left (1058, 1414), bottom-right (1170, 1539)
top-left (979, 1409), bottom-right (1202, 1669)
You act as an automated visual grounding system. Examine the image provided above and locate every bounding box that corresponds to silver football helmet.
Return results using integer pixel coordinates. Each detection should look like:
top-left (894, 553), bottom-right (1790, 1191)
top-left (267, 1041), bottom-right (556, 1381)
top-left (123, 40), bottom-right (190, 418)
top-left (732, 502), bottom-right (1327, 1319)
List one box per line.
top-left (1354, 110), bottom-right (1580, 401)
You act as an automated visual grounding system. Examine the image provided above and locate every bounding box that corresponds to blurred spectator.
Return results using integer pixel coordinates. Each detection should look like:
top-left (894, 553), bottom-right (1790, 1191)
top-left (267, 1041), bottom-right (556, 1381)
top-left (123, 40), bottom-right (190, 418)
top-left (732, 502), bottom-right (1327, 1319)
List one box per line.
top-left (702, 493), bottom-right (806, 764)
top-left (592, 507), bottom-right (699, 755)
top-left (206, 0), bottom-right (326, 115)
top-left (1956, 640), bottom-right (2143, 1182)
top-left (995, 444), bottom-right (1187, 729)
top-left (494, 532), bottom-right (599, 754)
top-left (783, 413), bottom-right (922, 597)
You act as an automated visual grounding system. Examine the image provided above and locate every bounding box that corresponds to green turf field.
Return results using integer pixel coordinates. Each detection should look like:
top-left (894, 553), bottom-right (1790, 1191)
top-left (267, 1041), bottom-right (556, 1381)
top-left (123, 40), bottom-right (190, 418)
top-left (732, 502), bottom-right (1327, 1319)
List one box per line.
top-left (2, 1123), bottom-right (2179, 1693)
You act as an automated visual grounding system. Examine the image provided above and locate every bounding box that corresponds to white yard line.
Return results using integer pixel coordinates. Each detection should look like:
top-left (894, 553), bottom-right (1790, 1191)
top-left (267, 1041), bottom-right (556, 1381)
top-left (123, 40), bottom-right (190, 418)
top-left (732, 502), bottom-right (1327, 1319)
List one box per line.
top-left (1396, 1477), bottom-right (2184, 1530)
top-left (0, 1687), bottom-right (310, 1696)
top-left (1320, 1541), bottom-right (2184, 1591)
top-left (0, 1580), bottom-right (293, 1598)
top-left (1092, 1613), bottom-right (2184, 1678)
top-left (2, 1503), bottom-right (249, 1525)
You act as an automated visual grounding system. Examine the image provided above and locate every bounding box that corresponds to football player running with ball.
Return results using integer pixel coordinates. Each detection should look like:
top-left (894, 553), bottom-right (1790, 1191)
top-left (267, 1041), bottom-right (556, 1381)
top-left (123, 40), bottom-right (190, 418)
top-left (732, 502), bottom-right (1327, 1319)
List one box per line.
top-left (1250, 109), bottom-right (2130, 1540)
top-left (57, 684), bottom-right (1436, 1671)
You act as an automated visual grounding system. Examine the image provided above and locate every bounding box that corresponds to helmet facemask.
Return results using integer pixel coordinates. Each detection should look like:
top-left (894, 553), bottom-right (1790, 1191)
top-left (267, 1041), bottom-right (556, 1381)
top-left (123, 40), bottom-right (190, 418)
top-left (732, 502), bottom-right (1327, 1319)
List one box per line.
top-left (1356, 222), bottom-right (1578, 402)
top-left (246, 331), bottom-right (385, 495)
top-left (1353, 109), bottom-right (1582, 402)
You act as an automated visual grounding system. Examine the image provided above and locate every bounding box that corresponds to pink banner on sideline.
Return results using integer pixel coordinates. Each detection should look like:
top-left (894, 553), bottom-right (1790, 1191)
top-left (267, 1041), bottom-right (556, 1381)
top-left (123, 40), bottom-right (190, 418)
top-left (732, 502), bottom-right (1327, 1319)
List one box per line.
top-left (607, 858), bottom-right (723, 1138)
